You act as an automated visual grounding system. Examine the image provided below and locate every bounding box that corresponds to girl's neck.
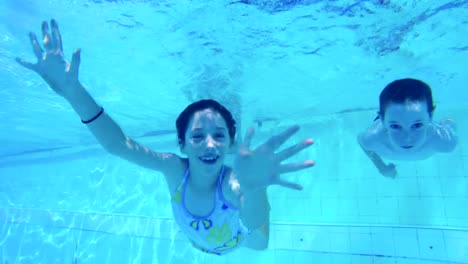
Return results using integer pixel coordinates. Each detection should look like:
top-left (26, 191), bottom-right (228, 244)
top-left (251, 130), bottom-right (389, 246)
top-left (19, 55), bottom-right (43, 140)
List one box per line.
top-left (188, 165), bottom-right (222, 191)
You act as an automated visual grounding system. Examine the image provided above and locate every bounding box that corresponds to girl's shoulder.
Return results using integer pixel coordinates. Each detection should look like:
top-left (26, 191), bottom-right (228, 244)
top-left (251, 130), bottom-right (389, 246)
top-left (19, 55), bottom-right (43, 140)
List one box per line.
top-left (221, 166), bottom-right (242, 208)
top-left (164, 157), bottom-right (189, 195)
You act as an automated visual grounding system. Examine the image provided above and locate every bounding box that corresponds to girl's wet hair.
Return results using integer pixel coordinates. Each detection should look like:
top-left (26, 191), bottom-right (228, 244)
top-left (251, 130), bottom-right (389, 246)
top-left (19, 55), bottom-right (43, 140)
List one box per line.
top-left (176, 99), bottom-right (236, 146)
top-left (379, 78), bottom-right (436, 118)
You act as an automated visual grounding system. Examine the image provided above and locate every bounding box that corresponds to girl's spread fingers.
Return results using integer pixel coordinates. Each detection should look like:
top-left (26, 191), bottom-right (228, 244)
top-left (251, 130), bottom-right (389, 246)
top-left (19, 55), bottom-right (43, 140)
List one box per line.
top-left (70, 49), bottom-right (81, 77)
top-left (29, 32), bottom-right (43, 60)
top-left (15, 57), bottom-right (36, 71)
top-left (242, 127), bottom-right (254, 150)
top-left (279, 160), bottom-right (315, 174)
top-left (50, 19), bottom-right (63, 52)
top-left (42, 21), bottom-right (54, 51)
top-left (275, 179), bottom-right (303, 190)
top-left (263, 125), bottom-right (300, 151)
top-left (275, 138), bottom-right (313, 162)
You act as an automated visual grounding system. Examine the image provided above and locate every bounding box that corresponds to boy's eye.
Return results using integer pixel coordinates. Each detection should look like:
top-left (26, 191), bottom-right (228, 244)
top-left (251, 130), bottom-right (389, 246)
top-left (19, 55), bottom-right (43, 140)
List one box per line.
top-left (412, 123), bottom-right (424, 129)
top-left (192, 134), bottom-right (203, 139)
top-left (389, 124), bottom-right (401, 130)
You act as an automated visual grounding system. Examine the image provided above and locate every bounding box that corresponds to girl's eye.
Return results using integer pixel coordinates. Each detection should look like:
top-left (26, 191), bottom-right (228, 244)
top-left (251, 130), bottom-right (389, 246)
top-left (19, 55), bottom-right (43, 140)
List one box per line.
top-left (192, 134), bottom-right (203, 139)
top-left (389, 124), bottom-right (401, 130)
top-left (412, 123), bottom-right (424, 129)
top-left (215, 133), bottom-right (226, 138)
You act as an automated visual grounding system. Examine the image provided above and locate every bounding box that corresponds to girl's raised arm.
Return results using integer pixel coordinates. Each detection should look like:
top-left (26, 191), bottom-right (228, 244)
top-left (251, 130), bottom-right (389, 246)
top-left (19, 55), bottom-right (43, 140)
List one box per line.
top-left (16, 19), bottom-right (183, 179)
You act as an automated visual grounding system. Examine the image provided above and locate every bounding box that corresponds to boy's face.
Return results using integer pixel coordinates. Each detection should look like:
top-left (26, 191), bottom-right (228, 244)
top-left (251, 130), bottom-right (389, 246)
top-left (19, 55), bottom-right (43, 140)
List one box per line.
top-left (181, 108), bottom-right (232, 174)
top-left (382, 100), bottom-right (432, 152)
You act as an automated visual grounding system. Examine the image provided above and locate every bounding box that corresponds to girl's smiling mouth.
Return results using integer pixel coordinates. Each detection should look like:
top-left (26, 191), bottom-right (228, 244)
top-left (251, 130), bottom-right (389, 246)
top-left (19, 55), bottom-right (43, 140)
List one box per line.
top-left (200, 155), bottom-right (219, 164)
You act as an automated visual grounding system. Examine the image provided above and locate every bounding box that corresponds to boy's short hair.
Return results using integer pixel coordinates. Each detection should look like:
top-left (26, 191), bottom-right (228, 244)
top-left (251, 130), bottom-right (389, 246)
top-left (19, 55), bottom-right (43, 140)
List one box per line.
top-left (379, 78), bottom-right (436, 118)
top-left (176, 99), bottom-right (236, 146)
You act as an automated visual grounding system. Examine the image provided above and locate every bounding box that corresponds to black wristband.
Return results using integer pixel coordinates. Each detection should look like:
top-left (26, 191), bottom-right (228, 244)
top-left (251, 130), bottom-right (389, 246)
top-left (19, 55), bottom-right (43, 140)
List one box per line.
top-left (82, 107), bottom-right (104, 124)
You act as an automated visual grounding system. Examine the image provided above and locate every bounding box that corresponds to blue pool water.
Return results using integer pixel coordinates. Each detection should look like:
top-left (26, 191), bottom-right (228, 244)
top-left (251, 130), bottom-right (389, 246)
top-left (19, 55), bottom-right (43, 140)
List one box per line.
top-left (0, 0), bottom-right (467, 263)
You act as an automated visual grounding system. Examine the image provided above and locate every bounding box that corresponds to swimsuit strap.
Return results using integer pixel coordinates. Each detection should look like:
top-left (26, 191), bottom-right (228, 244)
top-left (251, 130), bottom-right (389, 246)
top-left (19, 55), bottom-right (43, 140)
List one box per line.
top-left (176, 165), bottom-right (229, 218)
top-left (215, 165), bottom-right (226, 195)
top-left (215, 166), bottom-right (237, 209)
top-left (180, 165), bottom-right (224, 191)
top-left (182, 167), bottom-right (190, 184)
top-left (175, 166), bottom-right (190, 192)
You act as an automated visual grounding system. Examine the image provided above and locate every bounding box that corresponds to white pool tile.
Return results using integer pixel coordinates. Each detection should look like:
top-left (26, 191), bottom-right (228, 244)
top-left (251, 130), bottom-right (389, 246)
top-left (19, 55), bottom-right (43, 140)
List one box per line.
top-left (3, 206), bottom-right (467, 263)
top-left (370, 226), bottom-right (395, 257)
top-left (440, 176), bottom-right (468, 197)
top-left (443, 229), bottom-right (468, 263)
top-left (358, 197), bottom-right (379, 216)
top-left (309, 228), bottom-right (332, 252)
top-left (396, 178), bottom-right (420, 197)
top-left (445, 197), bottom-right (468, 218)
top-left (357, 178), bottom-right (378, 197)
top-left (417, 228), bottom-right (447, 260)
top-left (328, 228), bottom-right (350, 254)
top-left (338, 198), bottom-right (359, 217)
top-left (393, 228), bottom-right (420, 258)
top-left (417, 177), bottom-right (443, 197)
top-left (349, 235), bottom-right (373, 256)
top-left (272, 227), bottom-right (293, 249)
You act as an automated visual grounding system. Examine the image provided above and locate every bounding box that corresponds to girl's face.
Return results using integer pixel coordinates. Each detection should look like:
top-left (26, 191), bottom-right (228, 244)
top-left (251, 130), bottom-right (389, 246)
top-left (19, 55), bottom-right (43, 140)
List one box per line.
top-left (382, 100), bottom-right (432, 152)
top-left (181, 108), bottom-right (232, 174)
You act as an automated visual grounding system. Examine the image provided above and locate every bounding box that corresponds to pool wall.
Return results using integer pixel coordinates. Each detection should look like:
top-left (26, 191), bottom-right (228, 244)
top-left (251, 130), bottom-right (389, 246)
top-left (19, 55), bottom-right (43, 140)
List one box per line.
top-left (1, 109), bottom-right (467, 263)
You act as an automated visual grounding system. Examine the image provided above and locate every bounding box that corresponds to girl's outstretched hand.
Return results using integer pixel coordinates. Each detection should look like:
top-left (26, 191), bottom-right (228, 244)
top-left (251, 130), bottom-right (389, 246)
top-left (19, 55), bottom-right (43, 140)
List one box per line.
top-left (235, 125), bottom-right (314, 192)
top-left (16, 19), bottom-right (81, 98)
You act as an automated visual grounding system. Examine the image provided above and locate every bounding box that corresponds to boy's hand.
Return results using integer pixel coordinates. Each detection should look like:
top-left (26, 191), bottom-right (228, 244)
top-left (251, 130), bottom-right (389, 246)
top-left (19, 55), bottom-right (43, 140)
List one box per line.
top-left (379, 163), bottom-right (397, 178)
top-left (439, 118), bottom-right (456, 128)
top-left (438, 118), bottom-right (457, 138)
top-left (16, 19), bottom-right (82, 98)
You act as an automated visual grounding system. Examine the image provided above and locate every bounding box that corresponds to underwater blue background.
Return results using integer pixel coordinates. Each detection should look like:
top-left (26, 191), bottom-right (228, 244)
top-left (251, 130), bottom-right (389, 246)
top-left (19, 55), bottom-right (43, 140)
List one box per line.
top-left (0, 0), bottom-right (467, 263)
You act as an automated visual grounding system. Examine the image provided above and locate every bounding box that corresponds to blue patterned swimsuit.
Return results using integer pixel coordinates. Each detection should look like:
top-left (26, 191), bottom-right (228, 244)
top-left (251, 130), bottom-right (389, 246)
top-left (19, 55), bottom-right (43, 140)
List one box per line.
top-left (171, 166), bottom-right (249, 255)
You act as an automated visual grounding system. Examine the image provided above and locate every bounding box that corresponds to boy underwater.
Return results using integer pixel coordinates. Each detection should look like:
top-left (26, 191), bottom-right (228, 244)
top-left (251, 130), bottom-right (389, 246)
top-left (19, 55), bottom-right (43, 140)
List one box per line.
top-left (358, 78), bottom-right (457, 178)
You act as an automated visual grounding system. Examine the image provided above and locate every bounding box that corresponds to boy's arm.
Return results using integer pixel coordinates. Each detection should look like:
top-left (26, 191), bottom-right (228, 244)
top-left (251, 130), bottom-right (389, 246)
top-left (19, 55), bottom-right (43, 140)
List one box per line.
top-left (432, 119), bottom-right (458, 152)
top-left (358, 133), bottom-right (396, 178)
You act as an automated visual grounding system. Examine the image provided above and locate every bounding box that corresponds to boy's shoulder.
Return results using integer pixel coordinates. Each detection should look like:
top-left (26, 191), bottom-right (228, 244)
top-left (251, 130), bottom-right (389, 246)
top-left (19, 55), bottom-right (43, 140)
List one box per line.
top-left (358, 121), bottom-right (386, 151)
top-left (429, 119), bottom-right (458, 152)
